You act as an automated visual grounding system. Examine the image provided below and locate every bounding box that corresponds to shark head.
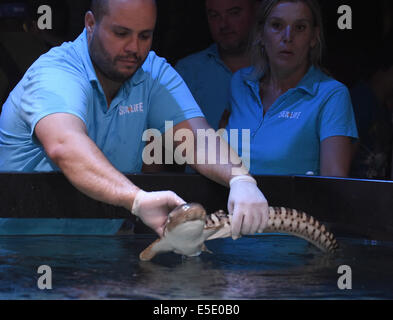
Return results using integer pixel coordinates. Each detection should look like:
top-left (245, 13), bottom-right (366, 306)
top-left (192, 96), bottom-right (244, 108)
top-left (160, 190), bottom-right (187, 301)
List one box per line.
top-left (164, 203), bottom-right (207, 234)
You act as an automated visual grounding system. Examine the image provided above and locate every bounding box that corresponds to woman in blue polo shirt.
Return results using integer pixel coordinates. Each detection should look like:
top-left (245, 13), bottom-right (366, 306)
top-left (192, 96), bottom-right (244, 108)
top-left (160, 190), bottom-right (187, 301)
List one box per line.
top-left (226, 0), bottom-right (358, 176)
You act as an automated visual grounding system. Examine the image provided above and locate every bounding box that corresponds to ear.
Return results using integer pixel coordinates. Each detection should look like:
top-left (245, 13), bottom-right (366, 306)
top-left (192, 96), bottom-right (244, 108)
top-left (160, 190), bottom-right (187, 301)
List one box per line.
top-left (85, 11), bottom-right (96, 39)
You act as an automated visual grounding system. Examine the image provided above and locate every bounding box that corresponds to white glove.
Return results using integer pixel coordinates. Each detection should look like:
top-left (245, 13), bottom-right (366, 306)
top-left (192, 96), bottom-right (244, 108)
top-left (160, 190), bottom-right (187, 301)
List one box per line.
top-left (228, 175), bottom-right (269, 240)
top-left (131, 190), bottom-right (186, 237)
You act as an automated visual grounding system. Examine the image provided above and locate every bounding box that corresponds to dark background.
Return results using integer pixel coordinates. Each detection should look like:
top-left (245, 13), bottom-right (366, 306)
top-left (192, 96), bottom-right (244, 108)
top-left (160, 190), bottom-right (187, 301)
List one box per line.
top-left (0, 0), bottom-right (392, 87)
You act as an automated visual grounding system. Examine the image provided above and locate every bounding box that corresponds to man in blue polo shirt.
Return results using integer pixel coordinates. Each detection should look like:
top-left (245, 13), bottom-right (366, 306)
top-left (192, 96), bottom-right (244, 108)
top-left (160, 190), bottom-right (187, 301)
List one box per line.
top-left (175, 0), bottom-right (258, 130)
top-left (0, 0), bottom-right (268, 238)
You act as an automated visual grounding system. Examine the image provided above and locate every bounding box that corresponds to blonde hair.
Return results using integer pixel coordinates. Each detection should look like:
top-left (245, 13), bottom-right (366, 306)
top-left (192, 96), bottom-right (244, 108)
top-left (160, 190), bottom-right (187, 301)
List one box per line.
top-left (249, 0), bottom-right (325, 79)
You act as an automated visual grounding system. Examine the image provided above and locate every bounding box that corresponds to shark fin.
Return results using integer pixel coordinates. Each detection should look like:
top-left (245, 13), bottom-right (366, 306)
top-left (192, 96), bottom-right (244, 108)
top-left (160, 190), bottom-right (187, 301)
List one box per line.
top-left (202, 243), bottom-right (213, 254)
top-left (139, 238), bottom-right (173, 261)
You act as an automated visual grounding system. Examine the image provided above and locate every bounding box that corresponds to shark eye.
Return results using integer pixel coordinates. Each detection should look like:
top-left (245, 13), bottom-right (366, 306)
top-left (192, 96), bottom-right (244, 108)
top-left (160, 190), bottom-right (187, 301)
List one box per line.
top-left (183, 204), bottom-right (191, 211)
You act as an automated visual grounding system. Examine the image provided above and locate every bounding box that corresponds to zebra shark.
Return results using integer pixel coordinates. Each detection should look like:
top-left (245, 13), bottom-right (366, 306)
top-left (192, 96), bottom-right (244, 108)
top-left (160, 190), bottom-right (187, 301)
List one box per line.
top-left (139, 203), bottom-right (338, 261)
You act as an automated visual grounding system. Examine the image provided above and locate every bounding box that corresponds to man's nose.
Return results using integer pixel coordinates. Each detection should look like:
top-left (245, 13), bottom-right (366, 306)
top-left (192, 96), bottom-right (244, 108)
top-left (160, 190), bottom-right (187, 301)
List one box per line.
top-left (219, 14), bottom-right (230, 30)
top-left (124, 35), bottom-right (139, 53)
top-left (282, 25), bottom-right (293, 43)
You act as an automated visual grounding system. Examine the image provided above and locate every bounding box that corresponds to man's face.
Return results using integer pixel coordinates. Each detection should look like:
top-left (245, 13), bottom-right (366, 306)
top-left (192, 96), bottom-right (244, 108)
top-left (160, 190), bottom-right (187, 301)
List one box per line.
top-left (86, 0), bottom-right (156, 83)
top-left (206, 0), bottom-right (256, 53)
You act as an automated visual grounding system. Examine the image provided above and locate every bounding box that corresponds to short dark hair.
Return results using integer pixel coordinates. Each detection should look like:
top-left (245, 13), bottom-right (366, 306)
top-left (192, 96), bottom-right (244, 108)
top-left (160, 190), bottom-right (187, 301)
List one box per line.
top-left (91, 0), bottom-right (109, 22)
top-left (91, 0), bottom-right (157, 22)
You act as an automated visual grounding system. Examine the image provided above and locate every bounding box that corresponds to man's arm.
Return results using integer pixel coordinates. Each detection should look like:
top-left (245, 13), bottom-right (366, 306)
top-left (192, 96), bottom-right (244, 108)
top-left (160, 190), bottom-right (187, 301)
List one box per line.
top-left (35, 113), bottom-right (185, 236)
top-left (169, 117), bottom-right (269, 237)
top-left (168, 117), bottom-right (247, 183)
top-left (35, 113), bottom-right (140, 209)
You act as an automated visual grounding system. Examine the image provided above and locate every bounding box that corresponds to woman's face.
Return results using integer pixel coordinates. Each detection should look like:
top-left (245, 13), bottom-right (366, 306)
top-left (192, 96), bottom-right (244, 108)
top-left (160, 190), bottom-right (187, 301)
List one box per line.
top-left (261, 1), bottom-right (319, 75)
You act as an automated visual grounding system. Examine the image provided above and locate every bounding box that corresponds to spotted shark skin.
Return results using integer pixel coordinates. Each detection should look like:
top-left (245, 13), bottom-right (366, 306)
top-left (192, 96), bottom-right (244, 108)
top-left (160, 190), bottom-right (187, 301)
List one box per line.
top-left (139, 203), bottom-right (339, 261)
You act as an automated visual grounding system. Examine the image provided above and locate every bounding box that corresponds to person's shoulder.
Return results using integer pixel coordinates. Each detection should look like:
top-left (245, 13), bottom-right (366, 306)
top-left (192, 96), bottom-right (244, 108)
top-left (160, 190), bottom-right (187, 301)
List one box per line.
top-left (175, 45), bottom-right (216, 68)
top-left (143, 50), bottom-right (167, 64)
top-left (20, 41), bottom-right (93, 98)
top-left (231, 66), bottom-right (255, 84)
top-left (307, 68), bottom-right (350, 101)
top-left (313, 68), bottom-right (349, 95)
top-left (141, 51), bottom-right (172, 75)
top-left (27, 38), bottom-right (87, 80)
top-left (140, 51), bottom-right (186, 87)
top-left (234, 66), bottom-right (255, 77)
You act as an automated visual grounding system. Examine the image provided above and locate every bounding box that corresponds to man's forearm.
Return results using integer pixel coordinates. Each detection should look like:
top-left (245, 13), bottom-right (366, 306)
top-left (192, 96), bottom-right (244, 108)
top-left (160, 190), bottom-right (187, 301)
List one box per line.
top-left (169, 117), bottom-right (251, 187)
top-left (48, 132), bottom-right (140, 211)
top-left (188, 130), bottom-right (250, 187)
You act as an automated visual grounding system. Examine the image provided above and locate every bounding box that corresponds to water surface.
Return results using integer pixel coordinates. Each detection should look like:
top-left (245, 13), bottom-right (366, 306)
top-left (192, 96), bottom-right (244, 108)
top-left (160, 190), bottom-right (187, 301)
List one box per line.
top-left (0, 235), bottom-right (392, 299)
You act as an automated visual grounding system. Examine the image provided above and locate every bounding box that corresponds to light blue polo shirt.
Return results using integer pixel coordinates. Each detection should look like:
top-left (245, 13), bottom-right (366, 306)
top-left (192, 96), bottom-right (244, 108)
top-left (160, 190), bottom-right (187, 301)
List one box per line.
top-left (175, 44), bottom-right (232, 130)
top-left (0, 29), bottom-right (203, 172)
top-left (226, 66), bottom-right (358, 175)
top-left (0, 29), bottom-right (204, 235)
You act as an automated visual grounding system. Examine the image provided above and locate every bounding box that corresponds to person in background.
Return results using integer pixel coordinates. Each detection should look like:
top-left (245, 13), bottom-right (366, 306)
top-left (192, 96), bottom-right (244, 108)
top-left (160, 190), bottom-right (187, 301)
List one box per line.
top-left (175, 0), bottom-right (258, 130)
top-left (226, 0), bottom-right (358, 177)
top-left (350, 41), bottom-right (393, 180)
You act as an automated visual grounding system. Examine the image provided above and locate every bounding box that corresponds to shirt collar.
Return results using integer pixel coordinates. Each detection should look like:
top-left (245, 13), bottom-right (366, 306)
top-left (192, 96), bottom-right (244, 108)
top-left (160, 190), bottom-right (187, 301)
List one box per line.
top-left (206, 43), bottom-right (233, 74)
top-left (295, 65), bottom-right (320, 96)
top-left (76, 29), bottom-right (98, 83)
top-left (243, 65), bottom-right (321, 97)
top-left (132, 61), bottom-right (148, 86)
top-left (206, 43), bottom-right (220, 59)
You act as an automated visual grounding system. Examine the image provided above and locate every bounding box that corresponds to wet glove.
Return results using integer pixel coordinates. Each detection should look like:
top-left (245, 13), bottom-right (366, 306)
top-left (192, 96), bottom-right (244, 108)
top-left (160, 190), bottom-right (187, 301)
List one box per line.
top-left (131, 190), bottom-right (186, 237)
top-left (228, 175), bottom-right (269, 240)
